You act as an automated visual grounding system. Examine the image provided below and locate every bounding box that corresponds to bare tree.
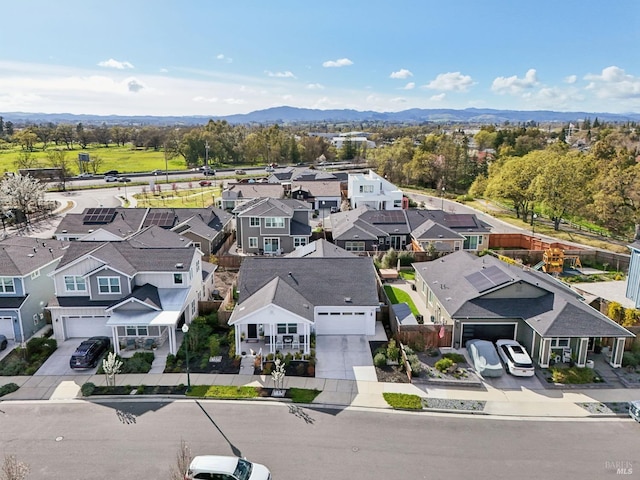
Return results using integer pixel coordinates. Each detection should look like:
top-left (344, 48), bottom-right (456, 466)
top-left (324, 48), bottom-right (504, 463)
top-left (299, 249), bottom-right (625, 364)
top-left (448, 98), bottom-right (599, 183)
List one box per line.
top-left (169, 439), bottom-right (192, 480)
top-left (88, 154), bottom-right (104, 174)
top-left (46, 149), bottom-right (72, 191)
top-left (13, 151), bottom-right (39, 170)
top-left (1, 454), bottom-right (30, 480)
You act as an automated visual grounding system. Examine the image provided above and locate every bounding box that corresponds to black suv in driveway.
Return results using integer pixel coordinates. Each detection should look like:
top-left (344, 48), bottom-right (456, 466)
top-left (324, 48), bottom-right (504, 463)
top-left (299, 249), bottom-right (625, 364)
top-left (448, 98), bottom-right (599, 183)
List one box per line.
top-left (69, 336), bottom-right (111, 369)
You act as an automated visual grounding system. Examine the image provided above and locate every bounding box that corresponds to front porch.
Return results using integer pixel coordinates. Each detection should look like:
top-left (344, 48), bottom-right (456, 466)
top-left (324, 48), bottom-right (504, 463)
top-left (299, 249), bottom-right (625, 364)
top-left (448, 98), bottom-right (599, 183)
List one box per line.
top-left (538, 336), bottom-right (628, 369)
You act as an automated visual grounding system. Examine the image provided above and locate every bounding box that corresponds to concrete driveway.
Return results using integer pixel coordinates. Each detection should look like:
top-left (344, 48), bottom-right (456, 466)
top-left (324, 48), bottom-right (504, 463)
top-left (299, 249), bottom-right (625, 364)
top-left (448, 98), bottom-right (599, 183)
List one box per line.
top-left (315, 335), bottom-right (376, 381)
top-left (34, 340), bottom-right (100, 376)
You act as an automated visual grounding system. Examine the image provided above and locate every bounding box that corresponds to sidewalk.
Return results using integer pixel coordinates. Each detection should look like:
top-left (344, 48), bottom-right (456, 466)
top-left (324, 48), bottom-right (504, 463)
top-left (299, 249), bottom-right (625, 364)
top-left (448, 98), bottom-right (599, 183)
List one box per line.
top-left (2, 372), bottom-right (638, 419)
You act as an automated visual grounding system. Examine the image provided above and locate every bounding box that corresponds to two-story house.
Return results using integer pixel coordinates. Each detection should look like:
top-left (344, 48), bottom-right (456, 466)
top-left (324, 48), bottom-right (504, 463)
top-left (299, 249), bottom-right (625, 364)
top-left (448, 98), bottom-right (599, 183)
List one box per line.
top-left (47, 237), bottom-right (204, 355)
top-left (347, 169), bottom-right (403, 210)
top-left (54, 207), bottom-right (233, 257)
top-left (0, 237), bottom-right (67, 345)
top-left (233, 198), bottom-right (312, 255)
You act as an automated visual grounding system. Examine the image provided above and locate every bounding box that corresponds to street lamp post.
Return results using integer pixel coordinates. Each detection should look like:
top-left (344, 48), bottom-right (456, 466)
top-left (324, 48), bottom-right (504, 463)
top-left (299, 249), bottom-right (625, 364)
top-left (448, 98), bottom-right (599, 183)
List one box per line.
top-left (205, 141), bottom-right (210, 170)
top-left (532, 213), bottom-right (538, 237)
top-left (441, 186), bottom-right (445, 211)
top-left (181, 323), bottom-right (191, 392)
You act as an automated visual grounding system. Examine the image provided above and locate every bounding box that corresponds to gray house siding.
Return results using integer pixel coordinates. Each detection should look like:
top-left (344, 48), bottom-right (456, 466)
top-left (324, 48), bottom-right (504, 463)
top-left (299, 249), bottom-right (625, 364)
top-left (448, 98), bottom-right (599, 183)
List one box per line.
top-left (20, 262), bottom-right (59, 339)
top-left (88, 268), bottom-right (131, 301)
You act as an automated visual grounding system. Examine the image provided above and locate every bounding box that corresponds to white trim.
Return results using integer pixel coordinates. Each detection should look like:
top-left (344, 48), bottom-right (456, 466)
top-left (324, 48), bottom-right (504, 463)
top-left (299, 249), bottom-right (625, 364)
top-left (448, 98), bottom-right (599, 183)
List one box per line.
top-left (457, 321), bottom-right (518, 348)
top-left (97, 276), bottom-right (121, 294)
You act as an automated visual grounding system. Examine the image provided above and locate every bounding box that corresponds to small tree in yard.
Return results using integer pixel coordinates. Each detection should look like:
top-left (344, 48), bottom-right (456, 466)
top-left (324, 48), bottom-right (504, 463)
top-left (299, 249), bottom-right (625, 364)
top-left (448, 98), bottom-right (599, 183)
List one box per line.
top-left (169, 439), bottom-right (192, 480)
top-left (103, 352), bottom-right (123, 387)
top-left (1, 454), bottom-right (30, 480)
top-left (272, 358), bottom-right (286, 392)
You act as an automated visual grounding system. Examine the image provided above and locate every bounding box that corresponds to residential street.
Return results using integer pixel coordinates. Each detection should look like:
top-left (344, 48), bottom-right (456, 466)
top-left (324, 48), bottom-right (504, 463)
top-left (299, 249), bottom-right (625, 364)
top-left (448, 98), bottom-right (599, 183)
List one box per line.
top-left (0, 400), bottom-right (638, 479)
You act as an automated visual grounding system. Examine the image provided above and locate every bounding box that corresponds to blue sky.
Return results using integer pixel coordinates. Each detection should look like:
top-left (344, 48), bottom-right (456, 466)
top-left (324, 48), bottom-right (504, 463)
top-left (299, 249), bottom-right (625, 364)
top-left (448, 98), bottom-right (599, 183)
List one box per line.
top-left (1, 0), bottom-right (638, 116)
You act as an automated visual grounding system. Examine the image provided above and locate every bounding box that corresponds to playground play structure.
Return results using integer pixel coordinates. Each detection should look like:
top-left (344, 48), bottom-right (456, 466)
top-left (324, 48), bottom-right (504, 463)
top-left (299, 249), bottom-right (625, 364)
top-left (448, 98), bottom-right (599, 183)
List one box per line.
top-left (533, 247), bottom-right (582, 274)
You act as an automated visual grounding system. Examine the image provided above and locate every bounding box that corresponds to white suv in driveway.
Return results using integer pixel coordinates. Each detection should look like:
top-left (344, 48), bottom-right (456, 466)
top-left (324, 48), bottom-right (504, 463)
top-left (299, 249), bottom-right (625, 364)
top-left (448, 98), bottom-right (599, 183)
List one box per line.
top-left (496, 339), bottom-right (535, 377)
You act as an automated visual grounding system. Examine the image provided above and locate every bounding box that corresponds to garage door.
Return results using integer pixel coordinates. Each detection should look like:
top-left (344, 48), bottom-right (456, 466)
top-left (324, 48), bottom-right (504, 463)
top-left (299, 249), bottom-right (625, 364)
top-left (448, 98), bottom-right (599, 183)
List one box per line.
top-left (461, 323), bottom-right (516, 347)
top-left (315, 313), bottom-right (371, 335)
top-left (0, 317), bottom-right (15, 340)
top-left (64, 316), bottom-right (111, 338)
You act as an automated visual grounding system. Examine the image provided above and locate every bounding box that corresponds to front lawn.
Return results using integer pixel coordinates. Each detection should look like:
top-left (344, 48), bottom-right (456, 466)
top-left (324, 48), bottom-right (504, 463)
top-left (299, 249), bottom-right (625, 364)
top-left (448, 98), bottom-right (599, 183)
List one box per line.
top-left (398, 270), bottom-right (415, 281)
top-left (383, 392), bottom-right (423, 410)
top-left (187, 385), bottom-right (260, 399)
top-left (383, 285), bottom-right (420, 316)
top-left (546, 365), bottom-right (602, 384)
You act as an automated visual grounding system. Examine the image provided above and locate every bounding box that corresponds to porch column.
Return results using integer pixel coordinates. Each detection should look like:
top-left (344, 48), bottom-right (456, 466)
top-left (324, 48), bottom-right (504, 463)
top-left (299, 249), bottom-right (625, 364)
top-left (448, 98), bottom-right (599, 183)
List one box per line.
top-left (169, 328), bottom-right (176, 355)
top-left (235, 325), bottom-right (241, 357)
top-left (305, 323), bottom-right (310, 355)
top-left (576, 337), bottom-right (589, 367)
top-left (538, 338), bottom-right (551, 368)
top-left (112, 327), bottom-right (120, 355)
top-left (610, 337), bottom-right (626, 368)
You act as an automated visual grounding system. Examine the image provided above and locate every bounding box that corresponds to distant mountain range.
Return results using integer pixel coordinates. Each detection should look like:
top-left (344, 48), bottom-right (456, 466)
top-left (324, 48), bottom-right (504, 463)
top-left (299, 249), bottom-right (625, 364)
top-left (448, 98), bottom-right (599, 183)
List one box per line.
top-left (2, 106), bottom-right (639, 126)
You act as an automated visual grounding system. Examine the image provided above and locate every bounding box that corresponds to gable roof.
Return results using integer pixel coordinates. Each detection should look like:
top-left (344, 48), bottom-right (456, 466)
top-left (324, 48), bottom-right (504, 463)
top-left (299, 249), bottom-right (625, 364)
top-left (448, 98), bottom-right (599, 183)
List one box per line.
top-left (405, 209), bottom-right (492, 234)
top-left (233, 197), bottom-right (311, 217)
top-left (286, 239), bottom-right (356, 258)
top-left (236, 257), bottom-right (379, 308)
top-left (127, 225), bottom-right (190, 248)
top-left (413, 251), bottom-right (633, 338)
top-left (0, 237), bottom-right (68, 276)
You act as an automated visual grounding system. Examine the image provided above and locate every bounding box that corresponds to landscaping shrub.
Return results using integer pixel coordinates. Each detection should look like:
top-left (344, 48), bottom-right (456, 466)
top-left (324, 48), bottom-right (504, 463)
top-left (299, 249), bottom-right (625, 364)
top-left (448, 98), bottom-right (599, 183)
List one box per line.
top-left (386, 339), bottom-right (400, 362)
top-left (121, 352), bottom-right (154, 373)
top-left (435, 357), bottom-right (454, 373)
top-left (0, 357), bottom-right (29, 376)
top-left (374, 352), bottom-right (387, 367)
top-left (622, 352), bottom-right (639, 369)
top-left (409, 336), bottom-right (426, 352)
top-left (550, 366), bottom-right (597, 384)
top-left (165, 354), bottom-right (176, 369)
top-left (80, 382), bottom-right (95, 397)
top-left (0, 382), bottom-right (19, 397)
top-left (397, 251), bottom-right (415, 267)
top-left (443, 352), bottom-right (466, 364)
top-left (26, 337), bottom-right (57, 357)
top-left (407, 354), bottom-right (422, 376)
top-left (295, 363), bottom-right (306, 376)
top-left (208, 335), bottom-right (221, 357)
top-left (381, 248), bottom-right (398, 269)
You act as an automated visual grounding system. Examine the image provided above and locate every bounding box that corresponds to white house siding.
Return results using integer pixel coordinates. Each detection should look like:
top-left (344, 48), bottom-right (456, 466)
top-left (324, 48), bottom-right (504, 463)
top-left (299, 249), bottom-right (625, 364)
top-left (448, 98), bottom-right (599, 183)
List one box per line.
top-left (314, 307), bottom-right (376, 335)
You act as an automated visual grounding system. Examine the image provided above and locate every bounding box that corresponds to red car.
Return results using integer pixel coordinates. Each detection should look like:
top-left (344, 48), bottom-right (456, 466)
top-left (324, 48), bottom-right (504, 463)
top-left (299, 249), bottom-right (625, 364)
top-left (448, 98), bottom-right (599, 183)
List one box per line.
top-left (199, 180), bottom-right (211, 187)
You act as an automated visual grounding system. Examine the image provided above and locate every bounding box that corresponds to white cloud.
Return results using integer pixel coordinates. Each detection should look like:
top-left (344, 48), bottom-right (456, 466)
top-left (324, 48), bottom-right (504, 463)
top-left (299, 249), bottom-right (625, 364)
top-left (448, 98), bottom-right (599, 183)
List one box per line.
top-left (425, 72), bottom-right (475, 92)
top-left (584, 66), bottom-right (640, 99)
top-left (491, 68), bottom-right (539, 94)
top-left (98, 58), bottom-right (134, 70)
top-left (306, 83), bottom-right (325, 90)
top-left (159, 68), bottom-right (169, 73)
top-left (265, 70), bottom-right (296, 79)
top-left (402, 82), bottom-right (415, 90)
top-left (390, 68), bottom-right (413, 79)
top-left (322, 58), bottom-right (353, 68)
top-left (390, 97), bottom-right (408, 103)
top-left (216, 53), bottom-right (233, 63)
top-left (430, 93), bottom-right (446, 101)
top-left (564, 75), bottom-right (577, 84)
top-left (223, 98), bottom-right (246, 105)
top-left (192, 96), bottom-right (218, 103)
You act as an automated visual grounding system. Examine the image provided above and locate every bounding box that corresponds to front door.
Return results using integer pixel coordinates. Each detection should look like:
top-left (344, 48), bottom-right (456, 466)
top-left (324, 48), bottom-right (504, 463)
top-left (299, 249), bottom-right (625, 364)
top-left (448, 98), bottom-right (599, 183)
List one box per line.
top-left (247, 324), bottom-right (258, 340)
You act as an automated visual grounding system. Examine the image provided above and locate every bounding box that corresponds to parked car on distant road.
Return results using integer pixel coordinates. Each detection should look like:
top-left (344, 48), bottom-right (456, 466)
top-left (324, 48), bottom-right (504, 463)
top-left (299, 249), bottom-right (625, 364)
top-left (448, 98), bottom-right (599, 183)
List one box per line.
top-left (265, 166), bottom-right (274, 172)
top-left (466, 339), bottom-right (504, 377)
top-left (235, 169), bottom-right (246, 175)
top-left (118, 177), bottom-right (131, 182)
top-left (103, 170), bottom-right (119, 176)
top-left (76, 172), bottom-right (93, 178)
top-left (104, 175), bottom-right (118, 182)
top-left (199, 180), bottom-right (211, 187)
top-left (0, 334), bottom-right (7, 351)
top-left (185, 455), bottom-right (271, 480)
top-left (496, 339), bottom-right (535, 376)
top-left (69, 336), bottom-right (110, 369)
top-left (203, 169), bottom-right (216, 176)
top-left (151, 169), bottom-right (163, 175)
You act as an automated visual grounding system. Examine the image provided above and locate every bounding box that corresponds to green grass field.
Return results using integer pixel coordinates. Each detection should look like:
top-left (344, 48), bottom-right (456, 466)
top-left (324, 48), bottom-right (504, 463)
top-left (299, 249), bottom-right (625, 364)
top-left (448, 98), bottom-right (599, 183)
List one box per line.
top-left (134, 185), bottom-right (221, 208)
top-left (0, 144), bottom-right (186, 175)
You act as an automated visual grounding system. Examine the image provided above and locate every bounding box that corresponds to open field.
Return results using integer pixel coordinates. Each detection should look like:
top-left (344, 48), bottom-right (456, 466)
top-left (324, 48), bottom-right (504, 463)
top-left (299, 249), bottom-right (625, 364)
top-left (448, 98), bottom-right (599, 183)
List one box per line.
top-left (134, 185), bottom-right (222, 208)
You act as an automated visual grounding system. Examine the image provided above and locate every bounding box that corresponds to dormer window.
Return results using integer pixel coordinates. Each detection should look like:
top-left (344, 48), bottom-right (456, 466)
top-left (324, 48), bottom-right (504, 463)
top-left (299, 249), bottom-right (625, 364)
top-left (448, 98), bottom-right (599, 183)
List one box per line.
top-left (98, 277), bottom-right (121, 294)
top-left (0, 277), bottom-right (15, 293)
top-left (174, 273), bottom-right (184, 285)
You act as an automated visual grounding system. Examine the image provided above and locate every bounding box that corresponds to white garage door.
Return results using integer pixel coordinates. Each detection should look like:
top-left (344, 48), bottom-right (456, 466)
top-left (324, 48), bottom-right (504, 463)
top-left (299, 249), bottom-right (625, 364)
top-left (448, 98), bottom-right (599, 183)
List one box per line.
top-left (315, 313), bottom-right (371, 335)
top-left (0, 317), bottom-right (15, 340)
top-left (64, 316), bottom-right (111, 338)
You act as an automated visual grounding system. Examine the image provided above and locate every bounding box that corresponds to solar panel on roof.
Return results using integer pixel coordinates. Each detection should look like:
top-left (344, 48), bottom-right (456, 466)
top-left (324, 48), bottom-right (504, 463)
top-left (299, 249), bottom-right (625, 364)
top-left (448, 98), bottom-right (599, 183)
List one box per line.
top-left (444, 214), bottom-right (477, 228)
top-left (483, 265), bottom-right (511, 287)
top-left (465, 271), bottom-right (495, 292)
top-left (145, 211), bottom-right (175, 228)
top-left (83, 207), bottom-right (116, 224)
top-left (465, 265), bottom-right (512, 292)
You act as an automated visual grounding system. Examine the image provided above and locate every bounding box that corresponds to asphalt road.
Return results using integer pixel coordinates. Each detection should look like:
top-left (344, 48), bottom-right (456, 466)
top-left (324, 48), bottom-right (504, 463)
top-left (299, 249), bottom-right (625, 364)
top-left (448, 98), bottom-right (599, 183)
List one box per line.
top-left (0, 400), bottom-right (637, 479)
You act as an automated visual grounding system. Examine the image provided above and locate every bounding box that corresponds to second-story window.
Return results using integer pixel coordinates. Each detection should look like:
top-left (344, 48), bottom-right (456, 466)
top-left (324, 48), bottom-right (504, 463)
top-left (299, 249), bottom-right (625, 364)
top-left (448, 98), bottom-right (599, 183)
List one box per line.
top-left (0, 277), bottom-right (15, 293)
top-left (359, 185), bottom-right (374, 193)
top-left (264, 217), bottom-right (285, 228)
top-left (249, 217), bottom-right (260, 227)
top-left (98, 277), bottom-right (121, 294)
top-left (64, 275), bottom-right (86, 292)
top-left (174, 273), bottom-right (184, 284)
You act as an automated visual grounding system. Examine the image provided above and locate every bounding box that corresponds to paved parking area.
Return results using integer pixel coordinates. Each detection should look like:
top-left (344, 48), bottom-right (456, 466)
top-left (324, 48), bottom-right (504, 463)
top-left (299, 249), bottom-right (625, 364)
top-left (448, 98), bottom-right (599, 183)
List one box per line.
top-left (315, 335), bottom-right (376, 381)
top-left (34, 340), bottom-right (99, 376)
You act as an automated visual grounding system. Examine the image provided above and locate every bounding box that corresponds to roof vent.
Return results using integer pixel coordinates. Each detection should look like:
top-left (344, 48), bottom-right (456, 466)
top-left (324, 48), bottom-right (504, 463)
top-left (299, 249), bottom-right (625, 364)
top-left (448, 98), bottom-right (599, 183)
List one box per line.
top-left (27, 253), bottom-right (34, 257)
top-left (175, 263), bottom-right (184, 269)
top-left (344, 297), bottom-right (352, 303)
top-left (88, 229), bottom-right (94, 233)
top-left (61, 230), bottom-right (67, 233)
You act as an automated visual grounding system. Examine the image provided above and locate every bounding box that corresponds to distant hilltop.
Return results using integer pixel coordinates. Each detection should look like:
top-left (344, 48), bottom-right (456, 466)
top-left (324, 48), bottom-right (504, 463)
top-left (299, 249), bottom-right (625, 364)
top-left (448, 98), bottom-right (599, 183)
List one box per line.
top-left (2, 106), bottom-right (639, 126)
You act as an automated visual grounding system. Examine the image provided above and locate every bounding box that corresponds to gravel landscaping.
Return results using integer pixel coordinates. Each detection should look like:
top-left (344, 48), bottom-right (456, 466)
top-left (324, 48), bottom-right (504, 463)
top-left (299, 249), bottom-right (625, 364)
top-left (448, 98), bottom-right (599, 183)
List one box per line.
top-left (413, 349), bottom-right (482, 386)
top-left (422, 398), bottom-right (486, 412)
top-left (576, 402), bottom-right (630, 415)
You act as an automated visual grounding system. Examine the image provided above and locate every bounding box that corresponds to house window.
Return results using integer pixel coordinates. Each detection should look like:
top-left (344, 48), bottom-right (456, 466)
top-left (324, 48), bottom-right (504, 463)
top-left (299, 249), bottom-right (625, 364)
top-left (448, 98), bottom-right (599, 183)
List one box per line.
top-left (0, 277), bottom-right (15, 293)
top-left (191, 300), bottom-right (196, 315)
top-left (174, 273), bottom-right (184, 284)
top-left (277, 323), bottom-right (297, 334)
top-left (293, 237), bottom-right (307, 248)
top-left (359, 185), bottom-right (374, 193)
top-left (393, 199), bottom-right (402, 208)
top-left (264, 238), bottom-right (280, 253)
top-left (193, 242), bottom-right (201, 249)
top-left (427, 289), bottom-right (434, 306)
top-left (98, 277), bottom-right (121, 294)
top-left (64, 275), bottom-right (86, 292)
top-left (264, 217), bottom-right (285, 228)
top-left (31, 270), bottom-right (41, 280)
top-left (464, 235), bottom-right (479, 250)
top-left (250, 217), bottom-right (260, 227)
top-left (550, 338), bottom-right (570, 348)
top-left (248, 237), bottom-right (258, 248)
top-left (126, 326), bottom-right (148, 336)
top-left (345, 241), bottom-right (365, 252)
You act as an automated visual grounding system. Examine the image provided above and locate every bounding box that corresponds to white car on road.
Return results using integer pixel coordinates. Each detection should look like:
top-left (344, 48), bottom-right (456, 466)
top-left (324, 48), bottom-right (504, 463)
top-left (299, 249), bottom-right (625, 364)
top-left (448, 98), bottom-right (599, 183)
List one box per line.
top-left (185, 455), bottom-right (271, 480)
top-left (496, 339), bottom-right (535, 377)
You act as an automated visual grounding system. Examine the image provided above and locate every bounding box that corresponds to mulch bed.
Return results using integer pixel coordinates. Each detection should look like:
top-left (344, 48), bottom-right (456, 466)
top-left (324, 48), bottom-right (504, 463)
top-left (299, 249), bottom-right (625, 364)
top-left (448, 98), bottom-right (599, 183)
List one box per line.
top-left (254, 360), bottom-right (315, 377)
top-left (369, 341), bottom-right (410, 383)
top-left (91, 385), bottom-right (188, 395)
